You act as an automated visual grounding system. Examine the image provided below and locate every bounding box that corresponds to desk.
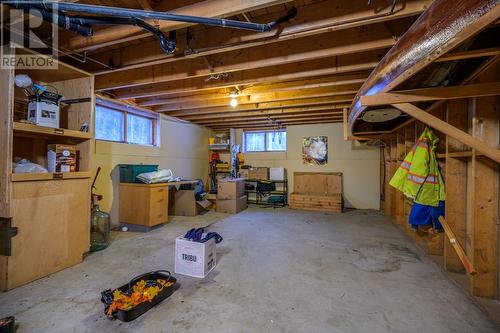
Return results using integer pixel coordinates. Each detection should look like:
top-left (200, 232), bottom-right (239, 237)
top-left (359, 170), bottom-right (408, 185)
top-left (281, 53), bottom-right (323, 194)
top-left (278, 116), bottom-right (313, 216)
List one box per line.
top-left (119, 181), bottom-right (198, 227)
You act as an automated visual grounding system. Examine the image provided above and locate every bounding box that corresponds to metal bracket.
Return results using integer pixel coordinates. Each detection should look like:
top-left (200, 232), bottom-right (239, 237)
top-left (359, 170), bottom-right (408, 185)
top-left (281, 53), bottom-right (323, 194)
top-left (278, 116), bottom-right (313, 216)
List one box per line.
top-left (0, 217), bottom-right (17, 256)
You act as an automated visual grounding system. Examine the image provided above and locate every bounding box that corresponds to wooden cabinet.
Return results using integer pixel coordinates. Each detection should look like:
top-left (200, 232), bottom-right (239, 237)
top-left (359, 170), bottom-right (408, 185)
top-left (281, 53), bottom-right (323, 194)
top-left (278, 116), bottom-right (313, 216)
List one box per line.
top-left (0, 47), bottom-right (94, 291)
top-left (119, 183), bottom-right (169, 227)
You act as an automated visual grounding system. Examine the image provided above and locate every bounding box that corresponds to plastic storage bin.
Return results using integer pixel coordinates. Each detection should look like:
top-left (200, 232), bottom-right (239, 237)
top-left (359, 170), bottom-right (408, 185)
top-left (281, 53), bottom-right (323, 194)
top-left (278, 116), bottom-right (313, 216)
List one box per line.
top-left (119, 164), bottom-right (158, 183)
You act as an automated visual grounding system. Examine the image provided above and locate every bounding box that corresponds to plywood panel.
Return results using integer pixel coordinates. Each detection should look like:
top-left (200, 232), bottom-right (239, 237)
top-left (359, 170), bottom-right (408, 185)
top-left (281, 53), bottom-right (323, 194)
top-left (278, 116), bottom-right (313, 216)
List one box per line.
top-left (293, 172), bottom-right (342, 195)
top-left (6, 179), bottom-right (90, 289)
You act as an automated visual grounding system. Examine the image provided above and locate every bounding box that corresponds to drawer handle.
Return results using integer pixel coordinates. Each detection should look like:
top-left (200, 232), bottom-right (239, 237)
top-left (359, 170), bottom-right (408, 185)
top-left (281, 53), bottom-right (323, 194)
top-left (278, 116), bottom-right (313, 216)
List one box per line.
top-left (157, 189), bottom-right (164, 192)
top-left (158, 199), bottom-right (164, 203)
top-left (157, 214), bottom-right (163, 218)
top-left (52, 173), bottom-right (63, 179)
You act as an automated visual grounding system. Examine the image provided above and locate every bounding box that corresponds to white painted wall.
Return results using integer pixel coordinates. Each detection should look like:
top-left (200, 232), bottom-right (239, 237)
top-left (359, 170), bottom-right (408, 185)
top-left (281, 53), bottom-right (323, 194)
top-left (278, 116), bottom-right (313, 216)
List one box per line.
top-left (236, 123), bottom-right (380, 209)
top-left (92, 116), bottom-right (209, 223)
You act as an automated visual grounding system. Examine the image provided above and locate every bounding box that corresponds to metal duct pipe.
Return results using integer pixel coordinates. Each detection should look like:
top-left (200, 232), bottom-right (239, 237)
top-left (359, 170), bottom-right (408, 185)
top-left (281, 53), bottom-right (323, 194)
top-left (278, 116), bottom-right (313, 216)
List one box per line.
top-left (3, 1), bottom-right (297, 32)
top-left (66, 15), bottom-right (177, 54)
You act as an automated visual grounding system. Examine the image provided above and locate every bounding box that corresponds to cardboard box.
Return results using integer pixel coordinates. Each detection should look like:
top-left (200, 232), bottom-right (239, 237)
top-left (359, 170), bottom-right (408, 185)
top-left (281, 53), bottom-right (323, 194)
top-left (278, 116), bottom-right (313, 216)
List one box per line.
top-left (175, 236), bottom-right (216, 278)
top-left (216, 195), bottom-right (248, 214)
top-left (174, 190), bottom-right (212, 216)
top-left (270, 168), bottom-right (287, 181)
top-left (47, 144), bottom-right (77, 172)
top-left (248, 167), bottom-right (269, 180)
top-left (217, 178), bottom-right (245, 199)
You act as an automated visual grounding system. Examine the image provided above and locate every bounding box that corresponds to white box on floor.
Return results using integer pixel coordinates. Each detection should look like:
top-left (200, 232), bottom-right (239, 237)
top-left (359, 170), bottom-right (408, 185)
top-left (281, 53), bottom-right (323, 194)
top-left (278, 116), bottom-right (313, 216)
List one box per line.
top-left (270, 167), bottom-right (287, 181)
top-left (175, 236), bottom-right (216, 278)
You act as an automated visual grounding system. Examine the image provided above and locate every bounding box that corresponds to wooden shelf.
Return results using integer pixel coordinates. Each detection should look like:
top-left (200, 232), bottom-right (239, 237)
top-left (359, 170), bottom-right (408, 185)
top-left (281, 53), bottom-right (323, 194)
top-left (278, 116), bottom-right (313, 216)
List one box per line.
top-left (11, 171), bottom-right (92, 182)
top-left (13, 122), bottom-right (91, 142)
top-left (436, 151), bottom-right (483, 159)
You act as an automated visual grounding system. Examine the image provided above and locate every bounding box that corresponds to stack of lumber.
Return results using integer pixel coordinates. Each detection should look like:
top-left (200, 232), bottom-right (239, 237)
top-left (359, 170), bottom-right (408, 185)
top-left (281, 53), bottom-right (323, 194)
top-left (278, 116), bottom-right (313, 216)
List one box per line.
top-left (289, 172), bottom-right (343, 213)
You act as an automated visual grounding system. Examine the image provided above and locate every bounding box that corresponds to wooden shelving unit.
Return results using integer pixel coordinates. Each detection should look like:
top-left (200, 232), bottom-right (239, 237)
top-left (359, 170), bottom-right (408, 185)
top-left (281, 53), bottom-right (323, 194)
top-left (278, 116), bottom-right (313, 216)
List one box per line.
top-left (11, 171), bottom-right (92, 182)
top-left (245, 179), bottom-right (288, 207)
top-left (13, 122), bottom-right (92, 142)
top-left (0, 46), bottom-right (94, 291)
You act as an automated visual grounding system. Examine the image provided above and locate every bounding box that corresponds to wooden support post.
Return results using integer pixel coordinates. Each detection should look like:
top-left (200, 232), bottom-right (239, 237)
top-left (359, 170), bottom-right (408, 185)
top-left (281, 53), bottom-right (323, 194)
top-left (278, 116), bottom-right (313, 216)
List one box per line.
top-left (391, 103), bottom-right (500, 164)
top-left (471, 93), bottom-right (499, 298)
top-left (395, 131), bottom-right (405, 225)
top-left (384, 144), bottom-right (392, 217)
top-left (444, 99), bottom-right (469, 273)
top-left (439, 217), bottom-right (477, 275)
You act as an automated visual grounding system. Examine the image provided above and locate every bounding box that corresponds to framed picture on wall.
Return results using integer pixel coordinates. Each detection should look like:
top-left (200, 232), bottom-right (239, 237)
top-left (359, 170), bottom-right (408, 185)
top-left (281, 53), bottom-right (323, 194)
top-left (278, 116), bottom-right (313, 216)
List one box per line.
top-left (302, 136), bottom-right (328, 165)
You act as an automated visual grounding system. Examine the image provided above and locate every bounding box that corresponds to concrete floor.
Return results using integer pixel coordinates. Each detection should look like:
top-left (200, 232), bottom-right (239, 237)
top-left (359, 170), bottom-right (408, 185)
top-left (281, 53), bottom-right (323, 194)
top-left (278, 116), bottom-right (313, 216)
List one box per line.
top-left (0, 208), bottom-right (498, 333)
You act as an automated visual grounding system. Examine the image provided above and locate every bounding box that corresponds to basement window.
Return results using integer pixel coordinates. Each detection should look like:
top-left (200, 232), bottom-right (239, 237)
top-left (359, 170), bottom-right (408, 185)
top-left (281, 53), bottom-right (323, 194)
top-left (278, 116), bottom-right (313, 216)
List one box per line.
top-left (244, 130), bottom-right (287, 152)
top-left (95, 102), bottom-right (158, 146)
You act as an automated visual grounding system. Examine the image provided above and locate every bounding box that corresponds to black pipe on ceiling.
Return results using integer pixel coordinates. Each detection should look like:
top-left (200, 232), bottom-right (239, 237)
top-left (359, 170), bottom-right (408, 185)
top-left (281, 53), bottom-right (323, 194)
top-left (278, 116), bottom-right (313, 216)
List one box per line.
top-left (2, 1), bottom-right (298, 33)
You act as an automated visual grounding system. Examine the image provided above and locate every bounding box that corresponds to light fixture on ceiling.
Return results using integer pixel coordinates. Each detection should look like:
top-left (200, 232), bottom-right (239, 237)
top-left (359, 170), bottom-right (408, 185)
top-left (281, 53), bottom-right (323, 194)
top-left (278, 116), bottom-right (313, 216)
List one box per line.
top-left (229, 90), bottom-right (239, 107)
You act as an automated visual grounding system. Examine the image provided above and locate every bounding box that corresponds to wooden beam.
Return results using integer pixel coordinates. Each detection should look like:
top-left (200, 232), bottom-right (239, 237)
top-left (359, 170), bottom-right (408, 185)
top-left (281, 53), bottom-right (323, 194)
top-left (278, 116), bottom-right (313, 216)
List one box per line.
top-left (114, 58), bottom-right (375, 99)
top-left (157, 94), bottom-right (355, 113)
top-left (62, 0), bottom-right (293, 52)
top-left (438, 217), bottom-right (477, 275)
top-left (160, 95), bottom-right (354, 115)
top-left (175, 105), bottom-right (349, 120)
top-left (207, 118), bottom-right (343, 128)
top-left (95, 23), bottom-right (399, 90)
top-left (83, 0), bottom-right (428, 74)
top-left (391, 103), bottom-right (500, 164)
top-left (361, 82), bottom-right (500, 106)
top-left (139, 84), bottom-right (361, 108)
top-left (436, 47), bottom-right (500, 63)
top-left (196, 111), bottom-right (344, 124)
top-left (387, 53), bottom-right (500, 134)
top-left (199, 115), bottom-right (344, 126)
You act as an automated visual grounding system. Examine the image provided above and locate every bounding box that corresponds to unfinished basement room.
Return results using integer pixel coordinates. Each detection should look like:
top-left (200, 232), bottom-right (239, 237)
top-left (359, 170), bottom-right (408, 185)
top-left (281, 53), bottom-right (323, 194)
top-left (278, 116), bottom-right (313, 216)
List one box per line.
top-left (0, 0), bottom-right (499, 332)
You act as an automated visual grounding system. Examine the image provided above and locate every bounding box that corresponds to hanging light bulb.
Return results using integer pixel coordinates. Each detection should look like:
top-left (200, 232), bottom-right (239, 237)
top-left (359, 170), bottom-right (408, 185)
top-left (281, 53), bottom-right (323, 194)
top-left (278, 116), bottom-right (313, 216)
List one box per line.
top-left (230, 98), bottom-right (238, 107)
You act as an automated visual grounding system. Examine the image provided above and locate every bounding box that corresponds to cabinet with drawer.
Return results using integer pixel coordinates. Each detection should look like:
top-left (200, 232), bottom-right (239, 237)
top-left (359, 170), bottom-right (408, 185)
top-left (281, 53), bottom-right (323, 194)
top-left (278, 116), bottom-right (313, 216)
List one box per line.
top-left (119, 183), bottom-right (169, 226)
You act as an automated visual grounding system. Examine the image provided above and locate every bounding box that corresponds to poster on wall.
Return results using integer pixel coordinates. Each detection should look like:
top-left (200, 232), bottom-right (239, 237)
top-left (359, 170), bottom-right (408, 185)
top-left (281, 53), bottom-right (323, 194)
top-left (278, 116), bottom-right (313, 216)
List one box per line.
top-left (302, 136), bottom-right (328, 165)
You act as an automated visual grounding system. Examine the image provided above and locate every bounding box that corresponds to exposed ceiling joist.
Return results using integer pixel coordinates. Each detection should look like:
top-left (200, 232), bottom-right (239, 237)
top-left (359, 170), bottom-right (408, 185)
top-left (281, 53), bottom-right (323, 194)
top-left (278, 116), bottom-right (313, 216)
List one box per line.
top-left (95, 23), bottom-right (400, 90)
top-left (163, 95), bottom-right (353, 116)
top-left (208, 118), bottom-right (343, 129)
top-left (85, 0), bottom-right (429, 74)
top-left (196, 111), bottom-right (344, 125)
top-left (113, 57), bottom-right (377, 99)
top-left (178, 105), bottom-right (350, 121)
top-left (150, 87), bottom-right (360, 111)
top-left (139, 83), bottom-right (361, 108)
